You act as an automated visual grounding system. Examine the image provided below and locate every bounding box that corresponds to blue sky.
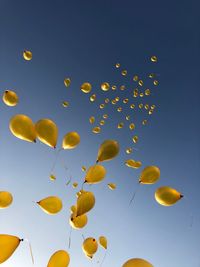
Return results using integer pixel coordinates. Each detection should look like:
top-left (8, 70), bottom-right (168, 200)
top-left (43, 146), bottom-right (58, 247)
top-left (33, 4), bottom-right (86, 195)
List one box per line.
top-left (0, 0), bottom-right (199, 266)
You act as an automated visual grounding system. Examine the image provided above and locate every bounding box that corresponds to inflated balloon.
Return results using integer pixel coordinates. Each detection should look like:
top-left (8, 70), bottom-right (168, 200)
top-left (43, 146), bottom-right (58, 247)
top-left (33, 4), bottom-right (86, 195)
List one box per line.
top-left (138, 80), bottom-right (143, 86)
top-left (37, 196), bottom-right (62, 215)
top-left (139, 166), bottom-right (160, 184)
top-left (151, 55), bottom-right (157, 62)
top-left (155, 186), bottom-right (183, 206)
top-left (72, 182), bottom-right (78, 188)
top-left (50, 174), bottom-right (56, 181)
top-left (47, 250), bottom-right (70, 267)
top-left (125, 159), bottom-right (142, 169)
top-left (121, 70), bottom-right (127, 76)
top-left (139, 93), bottom-right (144, 97)
top-left (97, 140), bottom-right (120, 163)
top-left (149, 110), bottom-right (153, 115)
top-left (62, 101), bottom-right (69, 108)
top-left (0, 234), bottom-right (21, 263)
top-left (108, 183), bottom-right (116, 190)
top-left (153, 80), bottom-right (158, 86)
top-left (132, 136), bottom-right (138, 143)
top-left (100, 120), bottom-right (105, 126)
top-left (133, 75), bottom-right (139, 81)
top-left (122, 258), bottom-right (153, 267)
top-left (82, 238), bottom-right (98, 259)
top-left (76, 191), bottom-right (95, 216)
top-left (115, 63), bottom-right (120, 68)
top-left (99, 103), bottom-right (105, 109)
top-left (101, 82), bottom-right (110, 91)
top-left (62, 131), bottom-right (80, 149)
top-left (117, 107), bottom-right (122, 112)
top-left (139, 104), bottom-right (143, 109)
top-left (151, 105), bottom-right (156, 110)
top-left (89, 116), bottom-right (95, 124)
top-left (149, 73), bottom-right (155, 78)
top-left (70, 213), bottom-right (88, 229)
top-left (90, 94), bottom-right (96, 102)
top-left (23, 50), bottom-right (32, 60)
top-left (144, 104), bottom-right (149, 110)
top-left (120, 85), bottom-right (126, 91)
top-left (35, 119), bottom-right (58, 148)
top-left (111, 99), bottom-right (117, 105)
top-left (81, 82), bottom-right (92, 93)
top-left (129, 123), bottom-right (135, 130)
top-left (126, 148), bottom-right (132, 154)
top-left (0, 191), bottom-right (13, 208)
top-left (64, 78), bottom-right (71, 87)
top-left (99, 236), bottom-right (107, 249)
top-left (70, 205), bottom-right (76, 213)
top-left (103, 114), bottom-right (108, 119)
top-left (130, 104), bottom-right (135, 109)
top-left (123, 98), bottom-right (129, 104)
top-left (111, 85), bottom-right (117, 90)
top-left (84, 165), bottom-right (106, 184)
top-left (9, 114), bottom-right (36, 143)
top-left (118, 122), bottom-right (124, 129)
top-left (92, 126), bottom-right (101, 134)
top-left (126, 115), bottom-right (130, 121)
top-left (145, 89), bottom-right (150, 96)
top-left (115, 96), bottom-right (120, 102)
top-left (2, 90), bottom-right (18, 106)
top-left (81, 166), bottom-right (87, 172)
top-left (142, 120), bottom-right (147, 125)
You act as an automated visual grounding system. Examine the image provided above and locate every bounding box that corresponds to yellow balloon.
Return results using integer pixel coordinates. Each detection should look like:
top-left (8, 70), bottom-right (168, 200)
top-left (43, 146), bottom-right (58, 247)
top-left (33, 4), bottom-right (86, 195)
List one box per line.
top-left (103, 114), bottom-right (108, 119)
top-left (0, 234), bottom-right (21, 263)
top-left (132, 136), bottom-right (138, 143)
top-left (47, 250), bottom-right (70, 267)
top-left (111, 85), bottom-right (117, 90)
top-left (0, 191), bottom-right (13, 208)
top-left (72, 182), bottom-right (78, 188)
top-left (108, 183), bottom-right (116, 190)
top-left (121, 70), bottom-right (127, 76)
top-left (145, 89), bottom-right (151, 96)
top-left (115, 63), bottom-right (120, 68)
top-left (81, 82), bottom-right (92, 93)
top-left (120, 85), bottom-right (126, 91)
top-left (90, 94), bottom-right (96, 102)
top-left (81, 166), bottom-right (87, 172)
top-left (118, 122), bottom-right (124, 129)
top-left (92, 126), bottom-right (101, 134)
top-left (99, 103), bottom-right (105, 109)
top-left (37, 196), bottom-right (62, 215)
top-left (85, 165), bottom-right (106, 184)
top-left (126, 148), bottom-right (132, 154)
top-left (101, 82), bottom-right (110, 91)
top-left (129, 123), bottom-right (135, 130)
top-left (151, 55), bottom-right (157, 62)
top-left (23, 50), bottom-right (32, 60)
top-left (97, 140), bottom-right (119, 163)
top-left (153, 80), bottom-right (159, 86)
top-left (133, 75), bottom-right (139, 81)
top-left (76, 191), bottom-right (95, 216)
top-left (62, 101), bottom-right (69, 108)
top-left (142, 120), bottom-right (147, 125)
top-left (2, 90), bottom-right (18, 106)
top-left (100, 120), bottom-right (105, 126)
top-left (35, 119), bottom-right (58, 148)
top-left (155, 186), bottom-right (183, 206)
top-left (125, 159), bottom-right (142, 169)
top-left (64, 78), bottom-right (71, 87)
top-left (138, 80), bottom-right (143, 86)
top-left (99, 236), bottom-right (107, 249)
top-left (122, 258), bottom-right (153, 267)
top-left (70, 213), bottom-right (88, 229)
top-left (9, 114), bottom-right (36, 143)
top-left (117, 107), bottom-right (122, 112)
top-left (62, 131), bottom-right (80, 150)
top-left (139, 166), bottom-right (160, 184)
top-left (50, 174), bottom-right (56, 181)
top-left (82, 238), bottom-right (98, 259)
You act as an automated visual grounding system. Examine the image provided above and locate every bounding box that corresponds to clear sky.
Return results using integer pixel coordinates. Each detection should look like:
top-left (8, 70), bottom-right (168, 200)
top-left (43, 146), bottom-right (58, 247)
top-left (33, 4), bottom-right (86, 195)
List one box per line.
top-left (0, 0), bottom-right (199, 266)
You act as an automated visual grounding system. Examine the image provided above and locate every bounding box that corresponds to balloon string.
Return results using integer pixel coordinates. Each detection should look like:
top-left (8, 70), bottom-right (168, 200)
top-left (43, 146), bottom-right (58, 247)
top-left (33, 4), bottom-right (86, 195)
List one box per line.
top-left (81, 181), bottom-right (85, 190)
top-left (50, 148), bottom-right (62, 174)
top-left (24, 239), bottom-right (34, 264)
top-left (66, 175), bottom-right (72, 186)
top-left (99, 250), bottom-right (107, 267)
top-left (68, 226), bottom-right (72, 249)
top-left (129, 183), bottom-right (140, 206)
top-left (82, 234), bottom-right (85, 241)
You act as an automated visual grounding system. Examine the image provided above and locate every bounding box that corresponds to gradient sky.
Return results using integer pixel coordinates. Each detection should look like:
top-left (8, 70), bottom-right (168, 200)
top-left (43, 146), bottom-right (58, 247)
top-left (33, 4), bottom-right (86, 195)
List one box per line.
top-left (0, 0), bottom-right (199, 266)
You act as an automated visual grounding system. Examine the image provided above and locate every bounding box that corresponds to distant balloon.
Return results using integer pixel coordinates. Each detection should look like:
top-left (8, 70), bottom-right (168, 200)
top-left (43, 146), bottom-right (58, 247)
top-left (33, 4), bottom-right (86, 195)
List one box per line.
top-left (130, 104), bottom-right (135, 109)
top-left (139, 166), bottom-right (160, 184)
top-left (155, 186), bottom-right (183, 206)
top-left (0, 234), bottom-right (21, 264)
top-left (82, 238), bottom-right (98, 259)
top-left (62, 101), bottom-right (69, 108)
top-left (0, 191), bottom-right (13, 208)
top-left (70, 213), bottom-right (88, 229)
top-left (122, 258), bottom-right (153, 267)
top-left (104, 98), bottom-right (110, 104)
top-left (35, 119), bottom-right (58, 148)
top-left (90, 94), bottom-right (96, 102)
top-left (97, 140), bottom-right (120, 163)
top-left (118, 122), bottom-right (124, 129)
top-left (99, 236), bottom-right (107, 249)
top-left (111, 85), bottom-right (117, 90)
top-left (64, 78), bottom-right (71, 87)
top-left (145, 89), bottom-right (150, 96)
top-left (100, 103), bottom-right (105, 109)
top-left (125, 159), bottom-right (142, 169)
top-left (133, 75), bottom-right (139, 81)
top-left (85, 165), bottom-right (106, 184)
top-left (139, 104), bottom-right (143, 109)
top-left (76, 191), bottom-right (95, 216)
top-left (72, 182), bottom-right (78, 188)
top-left (92, 126), bottom-right (101, 134)
top-left (153, 80), bottom-right (159, 86)
top-left (108, 183), bottom-right (116, 190)
top-left (142, 120), bottom-right (147, 125)
top-left (37, 196), bottom-right (63, 215)
top-left (100, 120), bottom-right (105, 126)
top-left (144, 104), bottom-right (149, 110)
top-left (47, 250), bottom-right (70, 267)
top-left (139, 93), bottom-right (144, 97)
top-left (117, 107), bottom-right (122, 112)
top-left (81, 82), bottom-right (92, 93)
top-left (89, 116), bottom-right (95, 124)
top-left (81, 166), bottom-right (87, 172)
top-left (126, 148), bottom-right (132, 154)
top-left (103, 114), bottom-right (108, 119)
top-left (126, 115), bottom-right (130, 121)
top-left (2, 90), bottom-right (18, 106)
top-left (115, 63), bottom-right (120, 68)
top-left (101, 82), bottom-right (110, 91)
top-left (50, 174), bottom-right (56, 181)
top-left (23, 50), bottom-right (32, 60)
top-left (129, 123), bottom-right (135, 130)
top-left (151, 55), bottom-right (157, 62)
top-left (121, 70), bottom-right (127, 76)
top-left (62, 132), bottom-right (80, 150)
top-left (138, 80), bottom-right (143, 86)
top-left (132, 136), bottom-right (138, 144)
top-left (120, 85), bottom-right (126, 91)
top-left (123, 98), bottom-right (129, 104)
top-left (9, 114), bottom-right (36, 143)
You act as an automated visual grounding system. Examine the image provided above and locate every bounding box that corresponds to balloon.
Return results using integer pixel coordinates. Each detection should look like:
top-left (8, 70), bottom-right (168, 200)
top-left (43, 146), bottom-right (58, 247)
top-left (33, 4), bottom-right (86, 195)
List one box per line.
top-left (97, 140), bottom-right (120, 163)
top-left (76, 191), bottom-right (95, 216)
top-left (111, 99), bottom-right (117, 105)
top-left (145, 89), bottom-right (150, 96)
top-left (129, 123), bottom-right (135, 130)
top-left (70, 205), bottom-right (76, 213)
top-left (50, 174), bottom-right (56, 181)
top-left (82, 238), bottom-right (98, 259)
top-left (81, 82), bottom-right (92, 93)
top-left (118, 122), bottom-right (124, 129)
top-left (133, 75), bottom-right (139, 81)
top-left (151, 55), bottom-right (157, 62)
top-left (35, 119), bottom-right (58, 148)
top-left (115, 96), bottom-right (120, 102)
top-left (142, 120), bottom-right (147, 125)
top-left (121, 70), bottom-right (127, 76)
top-left (138, 80), bottom-right (143, 86)
top-left (155, 186), bottom-right (183, 206)
top-left (139, 104), bottom-right (143, 109)
top-left (62, 131), bottom-right (80, 149)
top-left (62, 101), bottom-right (69, 108)
top-left (115, 63), bottom-right (120, 68)
top-left (120, 85), bottom-right (126, 91)
top-left (90, 94), bottom-right (96, 102)
top-left (99, 236), bottom-right (107, 249)
top-left (122, 258), bottom-right (153, 267)
top-left (108, 183), bottom-right (116, 190)
top-left (81, 166), bottom-right (87, 172)
top-left (23, 50), bottom-right (32, 60)
top-left (99, 103), bottom-right (105, 109)
top-left (126, 148), bottom-right (132, 154)
top-left (151, 105), bottom-right (156, 110)
top-left (117, 107), bottom-right (122, 112)
top-left (111, 85), bottom-right (117, 90)
top-left (125, 159), bottom-right (142, 169)
top-left (64, 78), bottom-right (71, 87)
top-left (101, 82), bottom-right (110, 91)
top-left (130, 104), bottom-right (135, 109)
top-left (89, 116), bottom-right (95, 124)
top-left (92, 126), bottom-right (101, 134)
top-left (104, 98), bottom-right (110, 104)
top-left (37, 196), bottom-right (62, 215)
top-left (100, 120), bottom-right (105, 126)
top-left (0, 191), bottom-right (13, 208)
top-left (0, 234), bottom-right (21, 263)
top-left (139, 93), bottom-right (144, 97)
top-left (126, 115), bottom-right (130, 121)
top-left (84, 165), bottom-right (106, 184)
top-left (139, 166), bottom-right (160, 184)
top-left (103, 114), bottom-right (108, 119)
top-left (149, 110), bottom-right (153, 115)
top-left (153, 80), bottom-right (158, 86)
top-left (123, 98), bottom-right (129, 104)
top-left (9, 114), bottom-right (36, 143)
top-left (2, 90), bottom-right (18, 106)
top-left (72, 182), bottom-right (78, 188)
top-left (132, 136), bottom-right (138, 143)
top-left (70, 213), bottom-right (88, 229)
top-left (47, 250), bottom-right (70, 267)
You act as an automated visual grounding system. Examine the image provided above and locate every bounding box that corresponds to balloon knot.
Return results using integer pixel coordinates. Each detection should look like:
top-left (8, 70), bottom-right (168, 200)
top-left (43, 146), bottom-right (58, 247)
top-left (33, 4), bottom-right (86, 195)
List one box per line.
top-left (20, 238), bottom-right (24, 242)
top-left (180, 194), bottom-right (184, 198)
top-left (33, 139), bottom-right (36, 143)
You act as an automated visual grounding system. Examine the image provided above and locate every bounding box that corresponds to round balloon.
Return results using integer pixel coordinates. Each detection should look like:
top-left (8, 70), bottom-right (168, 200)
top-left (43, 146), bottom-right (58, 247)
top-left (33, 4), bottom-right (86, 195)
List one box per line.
top-left (0, 191), bottom-right (13, 208)
top-left (97, 140), bottom-right (120, 163)
top-left (122, 258), bottom-right (153, 267)
top-left (2, 90), bottom-right (18, 106)
top-left (47, 250), bottom-right (70, 267)
top-left (155, 186), bottom-right (183, 206)
top-left (62, 132), bottom-right (80, 149)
